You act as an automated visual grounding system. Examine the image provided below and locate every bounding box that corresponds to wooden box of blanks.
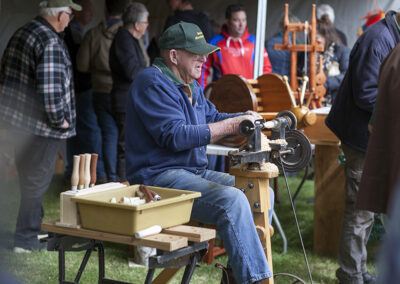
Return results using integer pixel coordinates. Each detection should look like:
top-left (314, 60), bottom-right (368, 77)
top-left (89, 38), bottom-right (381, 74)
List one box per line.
top-left (71, 185), bottom-right (201, 235)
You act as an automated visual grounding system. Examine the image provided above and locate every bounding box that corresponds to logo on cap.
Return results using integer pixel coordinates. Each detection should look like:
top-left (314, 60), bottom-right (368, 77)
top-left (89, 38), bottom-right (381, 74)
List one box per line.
top-left (195, 31), bottom-right (204, 40)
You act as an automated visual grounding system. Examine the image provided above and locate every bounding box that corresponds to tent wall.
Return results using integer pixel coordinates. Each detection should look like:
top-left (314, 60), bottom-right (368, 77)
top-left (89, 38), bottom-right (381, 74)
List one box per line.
top-left (1, 0), bottom-right (399, 57)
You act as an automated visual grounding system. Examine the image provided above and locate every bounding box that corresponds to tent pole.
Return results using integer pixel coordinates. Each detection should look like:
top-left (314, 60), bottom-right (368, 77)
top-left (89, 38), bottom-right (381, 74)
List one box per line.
top-left (253, 0), bottom-right (267, 79)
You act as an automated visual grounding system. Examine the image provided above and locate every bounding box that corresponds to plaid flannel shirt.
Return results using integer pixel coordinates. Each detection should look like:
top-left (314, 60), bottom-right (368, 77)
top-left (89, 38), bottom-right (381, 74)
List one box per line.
top-left (0, 16), bottom-right (76, 139)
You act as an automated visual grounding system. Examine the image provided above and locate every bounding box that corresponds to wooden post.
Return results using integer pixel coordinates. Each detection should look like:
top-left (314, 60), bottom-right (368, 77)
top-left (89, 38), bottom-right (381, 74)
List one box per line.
top-left (230, 167), bottom-right (278, 284)
top-left (309, 4), bottom-right (317, 96)
top-left (314, 145), bottom-right (345, 255)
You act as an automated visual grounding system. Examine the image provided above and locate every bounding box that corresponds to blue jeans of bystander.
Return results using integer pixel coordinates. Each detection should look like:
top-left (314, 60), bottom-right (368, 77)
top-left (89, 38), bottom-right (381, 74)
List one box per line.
top-left (93, 92), bottom-right (118, 182)
top-left (66, 90), bottom-right (106, 180)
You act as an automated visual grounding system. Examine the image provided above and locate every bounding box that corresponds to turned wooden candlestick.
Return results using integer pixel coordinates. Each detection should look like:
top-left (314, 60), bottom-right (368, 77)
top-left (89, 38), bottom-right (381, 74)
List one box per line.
top-left (84, 153), bottom-right (91, 189)
top-left (90, 153), bottom-right (98, 187)
top-left (78, 154), bottom-right (86, 190)
top-left (71, 155), bottom-right (80, 191)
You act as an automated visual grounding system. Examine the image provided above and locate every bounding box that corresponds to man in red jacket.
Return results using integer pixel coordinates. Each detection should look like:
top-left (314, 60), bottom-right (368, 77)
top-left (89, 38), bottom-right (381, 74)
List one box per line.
top-left (200, 4), bottom-right (272, 88)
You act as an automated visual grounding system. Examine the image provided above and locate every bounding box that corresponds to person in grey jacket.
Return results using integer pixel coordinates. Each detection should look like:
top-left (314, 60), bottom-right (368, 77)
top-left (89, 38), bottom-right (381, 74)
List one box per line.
top-left (109, 2), bottom-right (149, 182)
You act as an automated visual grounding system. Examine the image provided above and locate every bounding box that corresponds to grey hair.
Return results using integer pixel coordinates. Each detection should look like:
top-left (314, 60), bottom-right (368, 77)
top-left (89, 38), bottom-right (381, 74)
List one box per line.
top-left (317, 4), bottom-right (335, 24)
top-left (122, 2), bottom-right (149, 28)
top-left (39, 1), bottom-right (71, 17)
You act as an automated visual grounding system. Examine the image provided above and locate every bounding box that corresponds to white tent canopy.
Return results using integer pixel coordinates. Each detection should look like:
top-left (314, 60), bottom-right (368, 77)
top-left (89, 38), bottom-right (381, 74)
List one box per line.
top-left (0, 0), bottom-right (399, 56)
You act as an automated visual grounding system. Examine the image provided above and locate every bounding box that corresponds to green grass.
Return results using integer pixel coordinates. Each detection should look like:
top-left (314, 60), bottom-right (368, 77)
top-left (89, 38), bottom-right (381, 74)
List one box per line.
top-left (0, 172), bottom-right (379, 283)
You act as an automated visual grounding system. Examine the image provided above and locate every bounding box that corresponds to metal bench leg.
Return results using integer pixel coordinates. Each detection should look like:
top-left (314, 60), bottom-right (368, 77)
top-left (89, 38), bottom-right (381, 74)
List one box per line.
top-left (181, 254), bottom-right (198, 284)
top-left (144, 269), bottom-right (155, 284)
top-left (97, 242), bottom-right (105, 283)
top-left (58, 245), bottom-right (66, 284)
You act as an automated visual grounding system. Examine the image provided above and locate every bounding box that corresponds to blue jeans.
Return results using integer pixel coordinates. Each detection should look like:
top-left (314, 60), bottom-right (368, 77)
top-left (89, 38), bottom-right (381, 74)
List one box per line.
top-left (93, 92), bottom-right (118, 182)
top-left (66, 90), bottom-right (106, 179)
top-left (153, 169), bottom-right (274, 284)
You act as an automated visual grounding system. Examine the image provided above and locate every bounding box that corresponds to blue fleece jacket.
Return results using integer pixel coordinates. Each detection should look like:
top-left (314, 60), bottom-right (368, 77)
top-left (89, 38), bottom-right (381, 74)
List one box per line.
top-left (125, 61), bottom-right (239, 185)
top-left (326, 11), bottom-right (400, 152)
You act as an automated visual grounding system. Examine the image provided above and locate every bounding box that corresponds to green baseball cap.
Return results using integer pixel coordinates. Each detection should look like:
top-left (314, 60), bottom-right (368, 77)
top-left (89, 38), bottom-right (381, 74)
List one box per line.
top-left (159, 22), bottom-right (220, 55)
top-left (40, 0), bottom-right (82, 11)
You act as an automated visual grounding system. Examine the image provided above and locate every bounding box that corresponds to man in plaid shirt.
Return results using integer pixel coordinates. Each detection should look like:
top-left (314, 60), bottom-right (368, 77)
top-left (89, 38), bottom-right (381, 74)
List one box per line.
top-left (0, 0), bottom-right (81, 252)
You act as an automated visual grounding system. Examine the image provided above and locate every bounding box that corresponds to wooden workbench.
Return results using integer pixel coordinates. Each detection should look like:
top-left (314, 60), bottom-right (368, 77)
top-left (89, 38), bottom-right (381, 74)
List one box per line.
top-left (304, 109), bottom-right (346, 256)
top-left (42, 221), bottom-right (215, 283)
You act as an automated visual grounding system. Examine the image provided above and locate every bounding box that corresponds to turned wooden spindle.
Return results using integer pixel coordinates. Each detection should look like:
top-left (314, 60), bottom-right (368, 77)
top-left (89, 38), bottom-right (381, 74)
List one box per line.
top-left (89, 153), bottom-right (98, 187)
top-left (71, 155), bottom-right (80, 191)
top-left (84, 153), bottom-right (91, 189)
top-left (299, 76), bottom-right (309, 107)
top-left (282, 75), bottom-right (297, 107)
top-left (78, 154), bottom-right (86, 190)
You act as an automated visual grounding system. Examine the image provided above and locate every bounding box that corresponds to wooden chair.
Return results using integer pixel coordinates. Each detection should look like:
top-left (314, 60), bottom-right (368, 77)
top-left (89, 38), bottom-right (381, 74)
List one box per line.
top-left (249, 73), bottom-right (292, 114)
top-left (208, 74), bottom-right (258, 148)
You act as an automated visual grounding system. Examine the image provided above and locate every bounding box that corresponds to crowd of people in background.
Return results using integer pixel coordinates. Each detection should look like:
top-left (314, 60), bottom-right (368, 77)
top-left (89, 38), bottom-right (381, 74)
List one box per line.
top-left (1, 0), bottom-right (400, 283)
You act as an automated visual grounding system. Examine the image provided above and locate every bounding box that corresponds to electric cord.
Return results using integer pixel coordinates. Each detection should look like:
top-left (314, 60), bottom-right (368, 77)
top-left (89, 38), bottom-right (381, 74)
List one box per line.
top-left (274, 155), bottom-right (313, 284)
top-left (274, 272), bottom-right (306, 284)
top-left (292, 164), bottom-right (309, 202)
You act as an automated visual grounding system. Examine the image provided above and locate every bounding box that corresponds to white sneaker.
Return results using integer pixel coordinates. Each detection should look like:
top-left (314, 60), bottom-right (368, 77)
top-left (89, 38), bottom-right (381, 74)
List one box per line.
top-left (13, 247), bottom-right (32, 253)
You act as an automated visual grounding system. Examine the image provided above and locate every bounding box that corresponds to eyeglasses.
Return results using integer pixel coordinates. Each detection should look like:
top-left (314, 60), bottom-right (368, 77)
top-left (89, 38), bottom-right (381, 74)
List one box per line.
top-left (63, 11), bottom-right (74, 21)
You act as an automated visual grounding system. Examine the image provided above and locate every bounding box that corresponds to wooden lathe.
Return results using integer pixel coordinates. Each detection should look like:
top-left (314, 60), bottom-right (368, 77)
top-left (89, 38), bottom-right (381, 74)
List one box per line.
top-left (228, 111), bottom-right (312, 284)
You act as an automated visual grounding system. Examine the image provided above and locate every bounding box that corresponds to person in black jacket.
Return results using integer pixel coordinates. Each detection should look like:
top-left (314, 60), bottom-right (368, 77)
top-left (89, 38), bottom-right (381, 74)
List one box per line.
top-left (109, 2), bottom-right (149, 182)
top-left (164, 0), bottom-right (214, 41)
top-left (326, 11), bottom-right (400, 284)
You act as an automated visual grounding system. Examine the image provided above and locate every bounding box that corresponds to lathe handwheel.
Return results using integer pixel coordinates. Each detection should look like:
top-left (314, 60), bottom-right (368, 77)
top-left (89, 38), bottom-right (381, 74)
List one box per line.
top-left (274, 129), bottom-right (312, 172)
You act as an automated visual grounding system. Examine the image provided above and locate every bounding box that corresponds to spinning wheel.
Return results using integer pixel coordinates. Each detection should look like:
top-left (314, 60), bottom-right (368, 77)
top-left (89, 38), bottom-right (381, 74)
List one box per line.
top-left (274, 4), bottom-right (326, 109)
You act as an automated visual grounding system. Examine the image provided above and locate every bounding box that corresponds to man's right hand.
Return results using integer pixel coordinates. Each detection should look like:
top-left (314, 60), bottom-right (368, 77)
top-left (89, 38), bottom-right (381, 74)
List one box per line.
top-left (208, 111), bottom-right (261, 143)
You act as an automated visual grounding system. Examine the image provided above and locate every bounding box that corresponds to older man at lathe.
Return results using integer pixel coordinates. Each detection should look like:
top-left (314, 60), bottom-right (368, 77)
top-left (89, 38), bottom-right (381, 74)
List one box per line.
top-left (125, 22), bottom-right (274, 284)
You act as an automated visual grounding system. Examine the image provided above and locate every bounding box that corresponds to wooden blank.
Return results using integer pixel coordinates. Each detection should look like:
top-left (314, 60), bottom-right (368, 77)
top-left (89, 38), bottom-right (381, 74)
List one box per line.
top-left (42, 220), bottom-right (188, 252)
top-left (163, 225), bottom-right (216, 242)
